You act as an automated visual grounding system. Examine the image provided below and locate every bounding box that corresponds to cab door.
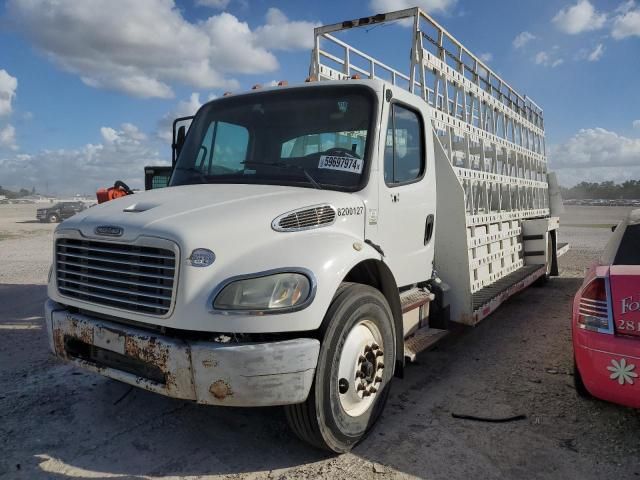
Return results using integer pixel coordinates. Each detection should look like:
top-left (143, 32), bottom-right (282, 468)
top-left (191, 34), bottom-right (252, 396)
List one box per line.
top-left (375, 93), bottom-right (436, 287)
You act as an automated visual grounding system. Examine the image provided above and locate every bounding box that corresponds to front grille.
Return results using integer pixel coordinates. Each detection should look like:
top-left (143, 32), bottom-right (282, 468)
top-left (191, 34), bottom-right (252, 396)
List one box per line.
top-left (273, 205), bottom-right (336, 232)
top-left (56, 238), bottom-right (176, 315)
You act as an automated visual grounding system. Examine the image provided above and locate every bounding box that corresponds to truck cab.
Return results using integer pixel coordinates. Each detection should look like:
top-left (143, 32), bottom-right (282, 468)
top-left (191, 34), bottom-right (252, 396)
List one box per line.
top-left (44, 7), bottom-right (563, 453)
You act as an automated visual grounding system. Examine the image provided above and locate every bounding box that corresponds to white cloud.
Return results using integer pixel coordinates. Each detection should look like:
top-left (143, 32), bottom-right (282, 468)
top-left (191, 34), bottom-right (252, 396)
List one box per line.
top-left (512, 31), bottom-right (536, 49)
top-left (0, 123), bottom-right (164, 194)
top-left (254, 8), bottom-right (320, 51)
top-left (551, 127), bottom-right (640, 169)
top-left (551, 127), bottom-right (640, 186)
top-left (0, 69), bottom-right (18, 116)
top-left (535, 52), bottom-right (549, 65)
top-left (7, 1), bottom-right (314, 99)
top-left (157, 93), bottom-right (204, 143)
top-left (612, 7), bottom-right (640, 38)
top-left (478, 52), bottom-right (493, 63)
top-left (534, 51), bottom-right (564, 67)
top-left (633, 119), bottom-right (640, 129)
top-left (552, 0), bottom-right (606, 34)
top-left (616, 0), bottom-right (636, 15)
top-left (0, 124), bottom-right (17, 150)
top-left (370, 0), bottom-right (457, 16)
top-left (587, 43), bottom-right (605, 61)
top-left (196, 0), bottom-right (230, 9)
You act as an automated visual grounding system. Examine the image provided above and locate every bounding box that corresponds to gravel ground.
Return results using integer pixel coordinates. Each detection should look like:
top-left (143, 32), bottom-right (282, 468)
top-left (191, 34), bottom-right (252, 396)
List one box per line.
top-left (0, 205), bottom-right (55, 284)
top-left (0, 204), bottom-right (639, 479)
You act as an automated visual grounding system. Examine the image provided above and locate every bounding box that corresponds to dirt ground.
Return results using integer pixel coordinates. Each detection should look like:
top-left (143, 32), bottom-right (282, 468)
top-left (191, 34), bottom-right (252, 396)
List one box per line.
top-left (1, 204), bottom-right (639, 479)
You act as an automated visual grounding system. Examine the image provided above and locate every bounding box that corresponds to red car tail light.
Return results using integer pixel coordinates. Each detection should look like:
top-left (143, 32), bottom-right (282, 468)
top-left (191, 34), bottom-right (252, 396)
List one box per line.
top-left (577, 277), bottom-right (612, 331)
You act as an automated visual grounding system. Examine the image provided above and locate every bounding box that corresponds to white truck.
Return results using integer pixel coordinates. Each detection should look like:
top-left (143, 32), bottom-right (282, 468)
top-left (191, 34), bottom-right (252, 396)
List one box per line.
top-left (44, 7), bottom-right (567, 452)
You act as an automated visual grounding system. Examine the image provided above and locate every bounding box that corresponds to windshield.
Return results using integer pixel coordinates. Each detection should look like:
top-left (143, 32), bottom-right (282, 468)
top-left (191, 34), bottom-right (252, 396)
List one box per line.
top-left (170, 86), bottom-right (375, 192)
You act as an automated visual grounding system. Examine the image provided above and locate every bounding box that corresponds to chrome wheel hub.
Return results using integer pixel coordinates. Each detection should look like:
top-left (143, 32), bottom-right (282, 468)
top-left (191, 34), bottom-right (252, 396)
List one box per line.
top-left (337, 320), bottom-right (384, 417)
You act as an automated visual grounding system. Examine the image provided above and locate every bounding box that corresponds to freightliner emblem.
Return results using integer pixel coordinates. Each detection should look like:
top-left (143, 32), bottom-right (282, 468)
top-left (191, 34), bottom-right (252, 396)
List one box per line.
top-left (95, 225), bottom-right (124, 237)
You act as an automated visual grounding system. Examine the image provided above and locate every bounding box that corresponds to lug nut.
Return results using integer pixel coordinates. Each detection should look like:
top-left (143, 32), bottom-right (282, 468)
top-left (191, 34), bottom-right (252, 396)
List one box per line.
top-left (377, 362), bottom-right (384, 369)
top-left (355, 371), bottom-right (364, 378)
top-left (362, 390), bottom-right (371, 397)
top-left (357, 384), bottom-right (365, 391)
top-left (375, 376), bottom-right (383, 383)
top-left (358, 355), bottom-right (366, 363)
top-left (364, 345), bottom-right (372, 353)
top-left (375, 350), bottom-right (383, 357)
top-left (370, 386), bottom-right (377, 393)
top-left (371, 343), bottom-right (379, 350)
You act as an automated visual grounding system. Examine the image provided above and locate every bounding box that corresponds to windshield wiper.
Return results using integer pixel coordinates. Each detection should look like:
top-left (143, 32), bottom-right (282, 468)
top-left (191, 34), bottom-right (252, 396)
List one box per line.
top-left (242, 161), bottom-right (323, 190)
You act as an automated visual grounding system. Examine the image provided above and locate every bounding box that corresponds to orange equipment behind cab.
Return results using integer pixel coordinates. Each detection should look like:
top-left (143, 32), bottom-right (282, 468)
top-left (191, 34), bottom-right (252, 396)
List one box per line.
top-left (96, 181), bottom-right (134, 204)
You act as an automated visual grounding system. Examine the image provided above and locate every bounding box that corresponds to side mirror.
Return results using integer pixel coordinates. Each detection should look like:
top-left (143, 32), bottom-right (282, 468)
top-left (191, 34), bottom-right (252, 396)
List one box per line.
top-left (176, 126), bottom-right (186, 156)
top-left (172, 116), bottom-right (194, 167)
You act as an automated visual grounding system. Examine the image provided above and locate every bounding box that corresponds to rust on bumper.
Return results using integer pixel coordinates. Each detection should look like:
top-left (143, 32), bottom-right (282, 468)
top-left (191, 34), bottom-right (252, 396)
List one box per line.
top-left (44, 300), bottom-right (319, 407)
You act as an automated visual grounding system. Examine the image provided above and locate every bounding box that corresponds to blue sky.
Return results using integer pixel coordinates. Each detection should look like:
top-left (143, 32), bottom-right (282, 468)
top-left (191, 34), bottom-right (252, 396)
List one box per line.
top-left (0, 0), bottom-right (639, 194)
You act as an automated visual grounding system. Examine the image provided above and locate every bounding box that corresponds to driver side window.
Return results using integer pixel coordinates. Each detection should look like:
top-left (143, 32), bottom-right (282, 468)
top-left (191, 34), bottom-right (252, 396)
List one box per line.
top-left (195, 121), bottom-right (249, 174)
top-left (384, 104), bottom-right (425, 186)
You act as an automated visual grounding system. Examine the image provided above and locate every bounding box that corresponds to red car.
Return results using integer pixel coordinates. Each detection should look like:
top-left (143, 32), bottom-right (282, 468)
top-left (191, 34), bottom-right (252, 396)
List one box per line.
top-left (573, 208), bottom-right (640, 408)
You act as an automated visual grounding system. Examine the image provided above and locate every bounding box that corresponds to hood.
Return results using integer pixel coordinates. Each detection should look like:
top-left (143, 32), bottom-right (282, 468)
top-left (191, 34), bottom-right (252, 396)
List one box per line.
top-left (58, 183), bottom-right (366, 248)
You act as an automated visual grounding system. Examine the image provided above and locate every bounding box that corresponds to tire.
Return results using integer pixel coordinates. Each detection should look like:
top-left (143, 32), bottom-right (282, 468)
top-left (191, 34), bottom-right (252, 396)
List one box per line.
top-left (47, 213), bottom-right (59, 223)
top-left (285, 282), bottom-right (396, 453)
top-left (574, 360), bottom-right (591, 398)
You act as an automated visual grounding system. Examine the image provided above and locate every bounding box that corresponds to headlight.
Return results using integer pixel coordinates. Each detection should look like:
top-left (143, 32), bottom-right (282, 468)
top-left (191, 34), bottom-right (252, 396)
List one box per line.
top-left (213, 272), bottom-right (312, 312)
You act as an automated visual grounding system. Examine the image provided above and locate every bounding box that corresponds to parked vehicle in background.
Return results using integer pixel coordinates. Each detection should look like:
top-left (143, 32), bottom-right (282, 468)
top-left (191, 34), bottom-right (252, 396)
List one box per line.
top-left (563, 198), bottom-right (640, 207)
top-left (36, 201), bottom-right (86, 223)
top-left (573, 208), bottom-right (640, 408)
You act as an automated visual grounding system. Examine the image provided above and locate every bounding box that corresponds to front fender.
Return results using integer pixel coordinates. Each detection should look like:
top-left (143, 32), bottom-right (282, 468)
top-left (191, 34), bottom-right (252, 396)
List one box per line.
top-left (179, 230), bottom-right (384, 333)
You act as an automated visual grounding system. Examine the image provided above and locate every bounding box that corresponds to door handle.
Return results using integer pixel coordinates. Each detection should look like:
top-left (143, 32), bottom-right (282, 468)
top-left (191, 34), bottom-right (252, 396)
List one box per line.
top-left (424, 214), bottom-right (434, 245)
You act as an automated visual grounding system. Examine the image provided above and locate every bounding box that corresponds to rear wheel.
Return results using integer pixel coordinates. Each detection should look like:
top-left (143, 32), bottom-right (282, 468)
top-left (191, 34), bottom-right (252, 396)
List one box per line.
top-left (47, 213), bottom-right (59, 223)
top-left (285, 283), bottom-right (396, 453)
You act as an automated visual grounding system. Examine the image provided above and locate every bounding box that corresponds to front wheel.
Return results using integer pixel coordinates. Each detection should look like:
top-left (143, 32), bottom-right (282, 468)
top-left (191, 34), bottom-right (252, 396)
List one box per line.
top-left (285, 283), bottom-right (396, 453)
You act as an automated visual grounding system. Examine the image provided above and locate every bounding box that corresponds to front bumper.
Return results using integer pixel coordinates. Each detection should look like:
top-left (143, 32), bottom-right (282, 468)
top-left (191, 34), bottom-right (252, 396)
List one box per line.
top-left (45, 300), bottom-right (320, 407)
top-left (573, 327), bottom-right (640, 408)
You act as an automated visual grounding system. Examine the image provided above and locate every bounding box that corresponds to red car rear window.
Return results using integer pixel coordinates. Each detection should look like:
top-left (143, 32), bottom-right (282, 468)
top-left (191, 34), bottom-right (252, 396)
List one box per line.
top-left (614, 224), bottom-right (640, 265)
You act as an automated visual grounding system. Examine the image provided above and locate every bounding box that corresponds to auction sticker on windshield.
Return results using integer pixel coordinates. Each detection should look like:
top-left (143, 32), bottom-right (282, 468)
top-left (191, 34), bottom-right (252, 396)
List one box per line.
top-left (318, 155), bottom-right (364, 174)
